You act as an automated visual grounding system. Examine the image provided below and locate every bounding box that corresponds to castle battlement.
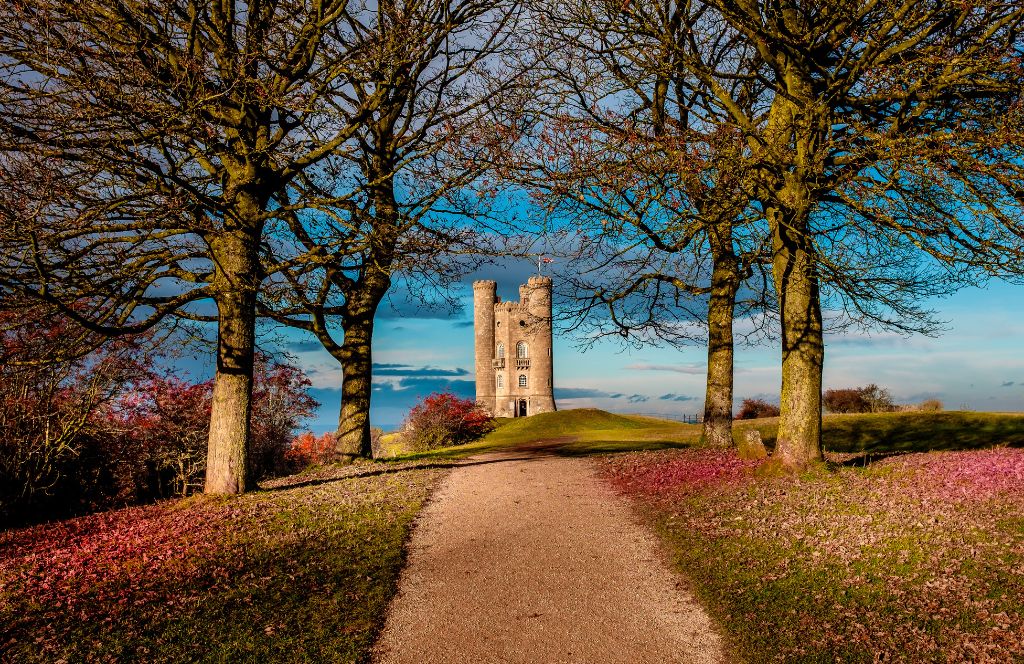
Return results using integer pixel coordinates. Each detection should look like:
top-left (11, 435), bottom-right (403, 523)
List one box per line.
top-left (473, 278), bottom-right (556, 418)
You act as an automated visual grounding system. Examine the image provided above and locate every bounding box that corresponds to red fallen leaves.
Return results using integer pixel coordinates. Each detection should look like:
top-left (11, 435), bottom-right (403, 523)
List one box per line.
top-left (600, 446), bottom-right (1024, 662)
top-left (603, 448), bottom-right (763, 500)
top-left (895, 447), bottom-right (1024, 501)
top-left (0, 500), bottom-right (234, 618)
top-left (2, 459), bottom-right (450, 661)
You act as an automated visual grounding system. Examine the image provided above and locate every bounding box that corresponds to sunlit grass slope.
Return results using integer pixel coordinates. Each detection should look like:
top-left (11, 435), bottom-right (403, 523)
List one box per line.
top-left (737, 410), bottom-right (1024, 456)
top-left (399, 408), bottom-right (705, 460)
top-left (400, 408), bottom-right (1024, 461)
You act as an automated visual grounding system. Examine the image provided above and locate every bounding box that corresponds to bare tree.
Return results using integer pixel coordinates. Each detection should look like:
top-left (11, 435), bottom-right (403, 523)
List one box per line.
top-left (516, 0), bottom-right (1024, 466)
top-left (258, 0), bottom-right (526, 460)
top-left (505, 1), bottom-right (769, 447)
top-left (681, 0), bottom-right (1024, 468)
top-left (0, 0), bottom-right (507, 490)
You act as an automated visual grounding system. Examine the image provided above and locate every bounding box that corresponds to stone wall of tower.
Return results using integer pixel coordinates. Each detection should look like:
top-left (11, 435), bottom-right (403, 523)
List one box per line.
top-left (478, 276), bottom-right (556, 418)
top-left (473, 280), bottom-right (498, 413)
top-left (525, 276), bottom-right (556, 413)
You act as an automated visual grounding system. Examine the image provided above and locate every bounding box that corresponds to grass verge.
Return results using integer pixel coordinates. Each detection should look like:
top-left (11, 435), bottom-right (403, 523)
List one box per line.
top-left (600, 446), bottom-right (1024, 662)
top-left (737, 410), bottom-right (1024, 455)
top-left (0, 460), bottom-right (452, 663)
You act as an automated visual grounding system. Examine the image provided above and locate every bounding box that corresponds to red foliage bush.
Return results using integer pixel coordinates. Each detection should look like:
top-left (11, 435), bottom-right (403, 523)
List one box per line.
top-left (1, 306), bottom-right (319, 525)
top-left (285, 432), bottom-right (336, 469)
top-left (735, 398), bottom-right (780, 420)
top-left (401, 391), bottom-right (493, 451)
top-left (0, 309), bottom-right (151, 520)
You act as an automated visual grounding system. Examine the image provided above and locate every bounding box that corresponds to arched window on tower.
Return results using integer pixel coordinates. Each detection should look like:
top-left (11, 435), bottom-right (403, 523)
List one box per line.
top-left (497, 374), bottom-right (503, 388)
top-left (496, 343), bottom-right (505, 358)
top-left (516, 342), bottom-right (528, 358)
top-left (519, 374), bottom-right (528, 388)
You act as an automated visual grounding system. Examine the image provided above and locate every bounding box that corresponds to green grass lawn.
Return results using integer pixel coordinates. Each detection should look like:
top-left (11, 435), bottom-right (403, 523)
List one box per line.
top-left (586, 409), bottom-right (1024, 663)
top-left (601, 447), bottom-right (1024, 662)
top-left (398, 407), bottom-right (1024, 461)
top-left (395, 408), bottom-right (705, 460)
top-left (0, 461), bottom-right (452, 663)
top-left (738, 410), bottom-right (1024, 456)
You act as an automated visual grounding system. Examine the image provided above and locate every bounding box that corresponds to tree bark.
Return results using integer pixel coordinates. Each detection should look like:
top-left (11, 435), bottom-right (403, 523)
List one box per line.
top-left (335, 303), bottom-right (377, 462)
top-left (759, 54), bottom-right (827, 470)
top-left (204, 229), bottom-right (261, 494)
top-left (701, 250), bottom-right (740, 448)
top-left (768, 203), bottom-right (824, 468)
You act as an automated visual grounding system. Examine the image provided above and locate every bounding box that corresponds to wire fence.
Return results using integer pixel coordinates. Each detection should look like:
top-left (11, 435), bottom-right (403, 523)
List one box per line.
top-left (631, 412), bottom-right (704, 424)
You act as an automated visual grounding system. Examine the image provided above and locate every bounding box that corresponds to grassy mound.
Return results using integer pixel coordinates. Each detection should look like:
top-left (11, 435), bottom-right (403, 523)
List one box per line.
top-left (399, 408), bottom-right (704, 460)
top-left (400, 408), bottom-right (1024, 461)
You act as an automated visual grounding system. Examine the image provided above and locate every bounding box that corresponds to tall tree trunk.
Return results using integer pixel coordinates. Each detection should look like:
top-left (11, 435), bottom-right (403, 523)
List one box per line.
top-left (701, 252), bottom-right (740, 448)
top-left (336, 304), bottom-right (376, 462)
top-left (768, 204), bottom-right (824, 468)
top-left (205, 229), bottom-right (261, 494)
top-left (334, 165), bottom-right (398, 461)
top-left (335, 263), bottom-right (391, 461)
top-left (760, 56), bottom-right (827, 470)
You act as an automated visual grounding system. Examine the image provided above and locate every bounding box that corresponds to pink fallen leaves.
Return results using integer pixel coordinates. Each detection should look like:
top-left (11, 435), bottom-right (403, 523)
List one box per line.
top-left (600, 446), bottom-right (1024, 662)
top-left (896, 447), bottom-right (1024, 501)
top-left (603, 448), bottom-right (763, 500)
top-left (0, 499), bottom-right (234, 619)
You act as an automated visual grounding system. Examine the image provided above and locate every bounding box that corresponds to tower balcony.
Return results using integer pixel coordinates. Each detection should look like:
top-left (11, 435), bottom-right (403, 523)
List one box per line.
top-left (492, 358), bottom-right (505, 369)
top-left (515, 358), bottom-right (531, 369)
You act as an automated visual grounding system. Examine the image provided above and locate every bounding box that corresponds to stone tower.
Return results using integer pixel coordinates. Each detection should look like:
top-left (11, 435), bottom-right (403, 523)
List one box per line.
top-left (473, 277), bottom-right (556, 417)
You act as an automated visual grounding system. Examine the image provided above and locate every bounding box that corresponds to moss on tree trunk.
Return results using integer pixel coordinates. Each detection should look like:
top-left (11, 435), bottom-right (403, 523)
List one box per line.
top-left (336, 313), bottom-right (375, 462)
top-left (769, 203), bottom-right (824, 468)
top-left (702, 251), bottom-right (740, 448)
top-left (205, 229), bottom-right (261, 494)
top-left (758, 58), bottom-right (827, 470)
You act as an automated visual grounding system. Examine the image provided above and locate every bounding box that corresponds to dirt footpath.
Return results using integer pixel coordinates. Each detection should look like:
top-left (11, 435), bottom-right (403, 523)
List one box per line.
top-left (373, 451), bottom-right (724, 664)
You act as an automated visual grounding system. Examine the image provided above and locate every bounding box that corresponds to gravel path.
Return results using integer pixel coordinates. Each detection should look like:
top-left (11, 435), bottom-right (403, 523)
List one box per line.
top-left (373, 451), bottom-right (725, 664)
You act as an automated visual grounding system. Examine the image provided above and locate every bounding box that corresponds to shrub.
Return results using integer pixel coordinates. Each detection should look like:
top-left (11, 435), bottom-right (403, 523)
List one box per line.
top-left (249, 355), bottom-right (320, 478)
top-left (919, 398), bottom-right (944, 412)
top-left (0, 310), bottom-right (150, 522)
top-left (0, 316), bottom-right (320, 527)
top-left (285, 431), bottom-right (336, 470)
top-left (735, 398), bottom-right (780, 420)
top-left (824, 384), bottom-right (896, 413)
top-left (823, 388), bottom-right (866, 413)
top-left (401, 391), bottom-right (494, 451)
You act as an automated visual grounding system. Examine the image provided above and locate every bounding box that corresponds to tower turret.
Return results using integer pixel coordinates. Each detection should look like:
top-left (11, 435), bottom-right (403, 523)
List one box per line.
top-left (525, 276), bottom-right (556, 413)
top-left (473, 280), bottom-right (498, 413)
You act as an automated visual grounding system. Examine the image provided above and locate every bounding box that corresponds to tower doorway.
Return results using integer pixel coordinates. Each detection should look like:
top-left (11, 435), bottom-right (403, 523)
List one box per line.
top-left (517, 400), bottom-right (528, 417)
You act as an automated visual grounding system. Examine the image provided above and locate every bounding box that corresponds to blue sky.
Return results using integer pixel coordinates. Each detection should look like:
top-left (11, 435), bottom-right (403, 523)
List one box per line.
top-left (270, 259), bottom-right (1024, 433)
